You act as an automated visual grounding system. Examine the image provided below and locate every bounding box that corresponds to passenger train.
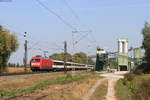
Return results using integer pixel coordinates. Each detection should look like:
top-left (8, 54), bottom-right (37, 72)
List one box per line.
top-left (30, 55), bottom-right (94, 71)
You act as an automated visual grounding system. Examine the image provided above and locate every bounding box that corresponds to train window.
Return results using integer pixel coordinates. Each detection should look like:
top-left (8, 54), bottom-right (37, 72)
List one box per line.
top-left (31, 59), bottom-right (40, 62)
top-left (54, 62), bottom-right (64, 65)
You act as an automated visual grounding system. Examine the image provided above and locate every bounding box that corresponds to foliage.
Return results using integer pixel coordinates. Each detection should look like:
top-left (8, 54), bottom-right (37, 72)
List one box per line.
top-left (49, 53), bottom-right (72, 61)
top-left (116, 74), bottom-right (150, 100)
top-left (132, 67), bottom-right (143, 75)
top-left (141, 22), bottom-right (150, 73)
top-left (72, 52), bottom-right (87, 64)
top-left (49, 52), bottom-right (95, 65)
top-left (108, 59), bottom-right (117, 69)
top-left (121, 73), bottom-right (135, 86)
top-left (116, 79), bottom-right (136, 100)
top-left (73, 52), bottom-right (95, 64)
top-left (0, 25), bottom-right (19, 73)
top-left (136, 79), bottom-right (150, 100)
top-left (87, 57), bottom-right (95, 65)
top-left (124, 73), bottom-right (135, 81)
top-left (7, 62), bottom-right (23, 67)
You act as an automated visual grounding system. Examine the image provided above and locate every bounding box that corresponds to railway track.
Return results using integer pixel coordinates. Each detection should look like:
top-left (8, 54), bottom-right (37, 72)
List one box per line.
top-left (0, 70), bottom-right (87, 77)
top-left (0, 71), bottom-right (60, 77)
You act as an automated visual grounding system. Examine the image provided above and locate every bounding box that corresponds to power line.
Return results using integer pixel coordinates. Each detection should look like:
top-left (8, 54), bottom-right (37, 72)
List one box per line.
top-left (62, 0), bottom-right (98, 44)
top-left (35, 0), bottom-right (97, 47)
top-left (28, 41), bottom-right (40, 50)
top-left (35, 0), bottom-right (98, 52)
top-left (61, 0), bottom-right (98, 48)
top-left (72, 30), bottom-right (96, 46)
top-left (62, 0), bottom-right (81, 25)
top-left (62, 0), bottom-right (97, 44)
top-left (75, 33), bottom-right (89, 45)
top-left (0, 22), bottom-right (64, 53)
top-left (35, 0), bottom-right (77, 30)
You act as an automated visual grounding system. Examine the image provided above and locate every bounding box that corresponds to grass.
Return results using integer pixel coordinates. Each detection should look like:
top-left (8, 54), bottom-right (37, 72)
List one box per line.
top-left (0, 72), bottom-right (93, 99)
top-left (6, 67), bottom-right (31, 73)
top-left (116, 74), bottom-right (150, 100)
top-left (0, 79), bottom-right (25, 86)
top-left (12, 79), bottom-right (26, 83)
top-left (116, 79), bottom-right (136, 100)
top-left (91, 82), bottom-right (107, 100)
top-left (36, 72), bottom-right (100, 100)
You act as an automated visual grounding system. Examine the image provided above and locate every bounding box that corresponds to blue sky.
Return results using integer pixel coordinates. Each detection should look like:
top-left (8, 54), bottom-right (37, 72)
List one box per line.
top-left (0, 0), bottom-right (150, 64)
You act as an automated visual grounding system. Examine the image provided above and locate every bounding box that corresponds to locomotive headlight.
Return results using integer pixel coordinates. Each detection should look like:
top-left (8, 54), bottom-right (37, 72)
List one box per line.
top-left (31, 63), bottom-right (40, 66)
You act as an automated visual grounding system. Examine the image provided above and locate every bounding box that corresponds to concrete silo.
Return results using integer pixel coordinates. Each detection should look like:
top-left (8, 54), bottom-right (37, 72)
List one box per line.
top-left (117, 38), bottom-right (128, 71)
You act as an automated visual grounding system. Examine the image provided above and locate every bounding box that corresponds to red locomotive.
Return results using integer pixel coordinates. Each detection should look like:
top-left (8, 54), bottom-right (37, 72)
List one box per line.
top-left (30, 56), bottom-right (53, 71)
top-left (30, 55), bottom-right (94, 71)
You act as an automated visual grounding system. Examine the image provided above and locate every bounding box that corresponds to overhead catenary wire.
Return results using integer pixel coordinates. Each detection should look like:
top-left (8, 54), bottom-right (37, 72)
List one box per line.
top-left (35, 0), bottom-right (98, 53)
top-left (62, 0), bottom-right (81, 25)
top-left (74, 33), bottom-right (89, 45)
top-left (0, 22), bottom-right (65, 56)
top-left (62, 0), bottom-right (98, 48)
top-left (62, 0), bottom-right (94, 33)
top-left (35, 0), bottom-right (97, 49)
top-left (72, 30), bottom-right (95, 46)
top-left (62, 0), bottom-right (94, 41)
top-left (1, 1), bottom-right (97, 59)
top-left (35, 0), bottom-right (77, 31)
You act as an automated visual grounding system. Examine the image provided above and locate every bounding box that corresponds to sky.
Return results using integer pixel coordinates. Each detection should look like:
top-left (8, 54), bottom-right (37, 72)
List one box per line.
top-left (0, 0), bottom-right (150, 64)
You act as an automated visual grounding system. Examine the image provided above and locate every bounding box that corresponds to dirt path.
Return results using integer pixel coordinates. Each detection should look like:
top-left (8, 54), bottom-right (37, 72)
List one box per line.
top-left (82, 78), bottom-right (107, 100)
top-left (105, 78), bottom-right (118, 100)
top-left (101, 72), bottom-right (126, 100)
top-left (83, 72), bottom-right (126, 100)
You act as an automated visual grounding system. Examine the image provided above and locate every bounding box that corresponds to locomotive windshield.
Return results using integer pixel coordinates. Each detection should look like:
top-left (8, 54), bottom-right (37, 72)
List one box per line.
top-left (31, 59), bottom-right (40, 62)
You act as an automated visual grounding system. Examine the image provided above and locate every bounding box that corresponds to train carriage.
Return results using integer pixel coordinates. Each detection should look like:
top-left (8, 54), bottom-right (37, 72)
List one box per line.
top-left (30, 56), bottom-right (94, 71)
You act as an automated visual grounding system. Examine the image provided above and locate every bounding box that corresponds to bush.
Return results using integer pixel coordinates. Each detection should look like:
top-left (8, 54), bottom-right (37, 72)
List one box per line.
top-left (136, 79), bottom-right (150, 100)
top-left (124, 73), bottom-right (135, 81)
top-left (136, 63), bottom-right (150, 74)
top-left (133, 68), bottom-right (143, 75)
top-left (121, 78), bottom-right (127, 85)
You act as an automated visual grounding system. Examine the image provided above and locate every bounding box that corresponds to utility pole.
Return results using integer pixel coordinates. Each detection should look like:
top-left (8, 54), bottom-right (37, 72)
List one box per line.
top-left (72, 31), bottom-right (76, 55)
top-left (71, 30), bottom-right (91, 71)
top-left (43, 51), bottom-right (48, 58)
top-left (86, 55), bottom-right (89, 67)
top-left (86, 45), bottom-right (91, 67)
top-left (71, 30), bottom-right (92, 55)
top-left (64, 41), bottom-right (67, 74)
top-left (24, 32), bottom-right (28, 71)
top-left (72, 31), bottom-right (76, 71)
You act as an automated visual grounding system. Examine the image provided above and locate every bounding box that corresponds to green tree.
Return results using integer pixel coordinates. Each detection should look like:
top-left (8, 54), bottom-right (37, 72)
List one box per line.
top-left (0, 25), bottom-right (19, 72)
top-left (49, 53), bottom-right (72, 61)
top-left (88, 57), bottom-right (95, 65)
top-left (140, 22), bottom-right (150, 73)
top-left (49, 52), bottom-right (95, 65)
top-left (108, 59), bottom-right (117, 69)
top-left (72, 52), bottom-right (87, 64)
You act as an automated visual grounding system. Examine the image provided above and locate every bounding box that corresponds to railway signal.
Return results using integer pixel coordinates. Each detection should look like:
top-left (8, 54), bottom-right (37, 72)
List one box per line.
top-left (64, 41), bottom-right (67, 74)
top-left (24, 32), bottom-right (28, 71)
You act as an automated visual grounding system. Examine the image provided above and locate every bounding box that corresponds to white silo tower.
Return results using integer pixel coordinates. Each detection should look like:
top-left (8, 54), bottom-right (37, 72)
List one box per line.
top-left (117, 38), bottom-right (128, 71)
